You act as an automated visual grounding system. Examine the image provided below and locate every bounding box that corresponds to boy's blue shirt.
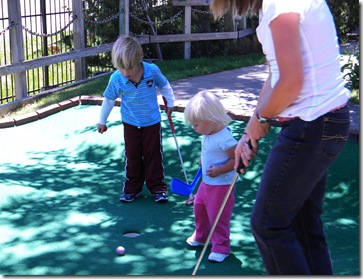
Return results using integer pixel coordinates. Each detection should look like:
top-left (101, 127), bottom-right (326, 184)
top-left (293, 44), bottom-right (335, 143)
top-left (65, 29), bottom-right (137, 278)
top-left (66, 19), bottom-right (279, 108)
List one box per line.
top-left (104, 61), bottom-right (173, 127)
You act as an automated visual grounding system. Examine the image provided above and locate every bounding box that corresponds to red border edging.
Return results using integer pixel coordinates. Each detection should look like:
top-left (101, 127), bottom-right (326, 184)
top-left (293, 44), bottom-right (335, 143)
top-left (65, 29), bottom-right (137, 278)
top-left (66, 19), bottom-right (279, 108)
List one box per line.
top-left (0, 95), bottom-right (359, 142)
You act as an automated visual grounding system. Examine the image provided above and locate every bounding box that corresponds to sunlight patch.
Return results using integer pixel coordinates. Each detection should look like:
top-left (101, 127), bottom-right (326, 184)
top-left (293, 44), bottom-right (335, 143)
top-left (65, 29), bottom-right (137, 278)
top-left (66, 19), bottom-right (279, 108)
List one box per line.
top-left (0, 185), bottom-right (45, 209)
top-left (334, 218), bottom-right (358, 226)
top-left (67, 162), bottom-right (99, 170)
top-left (62, 187), bottom-right (92, 197)
top-left (65, 212), bottom-right (110, 226)
top-left (325, 183), bottom-right (349, 199)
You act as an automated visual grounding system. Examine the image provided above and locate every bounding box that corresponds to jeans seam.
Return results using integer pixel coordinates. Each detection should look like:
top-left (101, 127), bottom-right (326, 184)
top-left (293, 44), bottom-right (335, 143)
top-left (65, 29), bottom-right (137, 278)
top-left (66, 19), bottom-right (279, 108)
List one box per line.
top-left (297, 211), bottom-right (315, 274)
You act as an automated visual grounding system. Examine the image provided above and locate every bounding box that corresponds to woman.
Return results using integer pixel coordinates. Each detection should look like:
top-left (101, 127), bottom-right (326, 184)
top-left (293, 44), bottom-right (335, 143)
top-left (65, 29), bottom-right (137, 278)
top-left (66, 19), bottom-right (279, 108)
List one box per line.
top-left (209, 0), bottom-right (351, 275)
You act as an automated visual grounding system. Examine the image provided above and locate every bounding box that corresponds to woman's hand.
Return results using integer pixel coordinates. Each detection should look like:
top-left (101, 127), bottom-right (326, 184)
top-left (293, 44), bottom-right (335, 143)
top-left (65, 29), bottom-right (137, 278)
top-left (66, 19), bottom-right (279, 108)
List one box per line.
top-left (234, 138), bottom-right (257, 174)
top-left (234, 119), bottom-right (265, 174)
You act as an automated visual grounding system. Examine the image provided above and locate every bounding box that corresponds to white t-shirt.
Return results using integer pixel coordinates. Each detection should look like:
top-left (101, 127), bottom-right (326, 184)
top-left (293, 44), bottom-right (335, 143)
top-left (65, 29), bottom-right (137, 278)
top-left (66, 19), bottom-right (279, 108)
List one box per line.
top-left (201, 126), bottom-right (238, 185)
top-left (256, 0), bottom-right (350, 121)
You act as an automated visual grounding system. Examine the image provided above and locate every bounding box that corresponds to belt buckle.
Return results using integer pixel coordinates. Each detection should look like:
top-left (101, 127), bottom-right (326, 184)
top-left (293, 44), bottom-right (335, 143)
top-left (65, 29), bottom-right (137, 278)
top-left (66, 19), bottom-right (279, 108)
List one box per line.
top-left (274, 116), bottom-right (298, 122)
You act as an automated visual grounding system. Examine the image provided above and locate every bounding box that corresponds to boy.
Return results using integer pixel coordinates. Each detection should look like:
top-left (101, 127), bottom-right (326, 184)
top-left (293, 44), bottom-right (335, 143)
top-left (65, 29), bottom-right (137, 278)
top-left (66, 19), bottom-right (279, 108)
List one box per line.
top-left (97, 35), bottom-right (174, 203)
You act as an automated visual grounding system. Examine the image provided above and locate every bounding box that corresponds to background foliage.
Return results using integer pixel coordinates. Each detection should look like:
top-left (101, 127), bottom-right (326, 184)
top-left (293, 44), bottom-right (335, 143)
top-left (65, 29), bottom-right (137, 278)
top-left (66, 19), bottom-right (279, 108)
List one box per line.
top-left (83, 0), bottom-right (359, 62)
top-left (82, 0), bottom-right (359, 91)
top-left (326, 0), bottom-right (359, 40)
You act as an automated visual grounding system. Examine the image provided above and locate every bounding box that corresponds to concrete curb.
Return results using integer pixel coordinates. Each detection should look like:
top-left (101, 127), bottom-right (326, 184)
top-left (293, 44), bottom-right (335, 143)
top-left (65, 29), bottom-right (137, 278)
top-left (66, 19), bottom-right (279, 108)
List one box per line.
top-left (0, 94), bottom-right (359, 142)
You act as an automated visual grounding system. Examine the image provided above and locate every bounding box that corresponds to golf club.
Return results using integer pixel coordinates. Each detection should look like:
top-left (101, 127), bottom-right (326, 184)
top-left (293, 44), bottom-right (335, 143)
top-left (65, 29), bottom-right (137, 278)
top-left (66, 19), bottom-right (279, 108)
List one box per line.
top-left (170, 166), bottom-right (202, 196)
top-left (162, 96), bottom-right (190, 188)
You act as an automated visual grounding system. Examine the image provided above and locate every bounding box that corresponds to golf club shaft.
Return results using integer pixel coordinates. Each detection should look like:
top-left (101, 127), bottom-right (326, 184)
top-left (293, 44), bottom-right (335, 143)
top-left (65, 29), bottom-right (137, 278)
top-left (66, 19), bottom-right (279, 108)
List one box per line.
top-left (162, 97), bottom-right (189, 184)
top-left (192, 171), bottom-right (239, 275)
top-left (172, 134), bottom-right (189, 185)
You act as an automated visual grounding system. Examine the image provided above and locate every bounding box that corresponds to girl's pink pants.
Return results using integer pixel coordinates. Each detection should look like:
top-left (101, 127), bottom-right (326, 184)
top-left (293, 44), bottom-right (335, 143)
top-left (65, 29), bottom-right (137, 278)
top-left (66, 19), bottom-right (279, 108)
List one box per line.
top-left (192, 181), bottom-right (235, 254)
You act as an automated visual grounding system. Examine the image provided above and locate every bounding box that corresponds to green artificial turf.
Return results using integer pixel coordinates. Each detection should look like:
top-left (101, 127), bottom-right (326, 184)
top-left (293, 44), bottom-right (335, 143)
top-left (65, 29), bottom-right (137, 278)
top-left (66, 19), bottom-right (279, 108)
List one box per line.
top-left (0, 105), bottom-right (359, 275)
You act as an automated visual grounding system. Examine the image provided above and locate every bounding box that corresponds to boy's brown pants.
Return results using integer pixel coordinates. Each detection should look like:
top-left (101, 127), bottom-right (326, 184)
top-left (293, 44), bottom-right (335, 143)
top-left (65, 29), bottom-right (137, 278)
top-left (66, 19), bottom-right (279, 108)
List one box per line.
top-left (122, 122), bottom-right (166, 195)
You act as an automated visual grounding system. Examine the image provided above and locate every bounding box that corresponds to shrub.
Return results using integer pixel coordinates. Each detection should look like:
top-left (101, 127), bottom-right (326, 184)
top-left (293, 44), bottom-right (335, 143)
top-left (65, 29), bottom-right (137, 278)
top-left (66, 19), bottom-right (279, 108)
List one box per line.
top-left (341, 48), bottom-right (360, 90)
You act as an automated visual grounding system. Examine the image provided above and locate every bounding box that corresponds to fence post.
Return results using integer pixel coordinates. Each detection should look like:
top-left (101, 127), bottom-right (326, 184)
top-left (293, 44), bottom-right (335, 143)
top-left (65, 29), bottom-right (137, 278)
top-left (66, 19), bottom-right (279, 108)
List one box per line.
top-left (183, 5), bottom-right (191, 60)
top-left (40, 0), bottom-right (50, 89)
top-left (119, 0), bottom-right (129, 35)
top-left (239, 15), bottom-right (247, 29)
top-left (72, 0), bottom-right (86, 81)
top-left (8, 0), bottom-right (27, 100)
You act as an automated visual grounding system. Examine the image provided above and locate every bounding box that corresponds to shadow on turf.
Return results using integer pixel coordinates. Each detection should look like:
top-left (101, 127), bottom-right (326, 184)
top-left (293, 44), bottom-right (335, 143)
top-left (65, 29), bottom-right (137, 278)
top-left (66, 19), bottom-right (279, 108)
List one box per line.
top-left (0, 109), bottom-right (359, 275)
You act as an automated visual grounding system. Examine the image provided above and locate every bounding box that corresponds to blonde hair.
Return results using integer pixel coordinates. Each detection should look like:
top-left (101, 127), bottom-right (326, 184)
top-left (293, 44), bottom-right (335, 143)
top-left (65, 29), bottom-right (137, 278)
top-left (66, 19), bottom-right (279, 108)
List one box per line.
top-left (209, 0), bottom-right (262, 20)
top-left (184, 91), bottom-right (232, 126)
top-left (111, 36), bottom-right (143, 69)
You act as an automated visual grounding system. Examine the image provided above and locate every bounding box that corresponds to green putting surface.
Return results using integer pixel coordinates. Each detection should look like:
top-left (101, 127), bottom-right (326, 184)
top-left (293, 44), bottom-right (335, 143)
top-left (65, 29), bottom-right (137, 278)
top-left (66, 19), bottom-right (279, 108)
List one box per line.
top-left (0, 105), bottom-right (359, 275)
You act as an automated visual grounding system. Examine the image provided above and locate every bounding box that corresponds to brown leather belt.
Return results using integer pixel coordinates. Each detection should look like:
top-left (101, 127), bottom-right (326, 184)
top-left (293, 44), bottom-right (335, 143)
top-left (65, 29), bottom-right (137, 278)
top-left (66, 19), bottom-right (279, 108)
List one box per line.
top-left (274, 116), bottom-right (299, 122)
top-left (329, 102), bottom-right (347, 112)
top-left (274, 102), bottom-right (347, 123)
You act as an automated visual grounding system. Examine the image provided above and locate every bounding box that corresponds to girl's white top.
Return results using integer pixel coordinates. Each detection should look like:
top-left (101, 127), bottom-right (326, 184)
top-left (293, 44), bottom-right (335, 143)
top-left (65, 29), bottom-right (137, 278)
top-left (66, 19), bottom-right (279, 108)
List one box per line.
top-left (256, 0), bottom-right (351, 121)
top-left (201, 126), bottom-right (238, 185)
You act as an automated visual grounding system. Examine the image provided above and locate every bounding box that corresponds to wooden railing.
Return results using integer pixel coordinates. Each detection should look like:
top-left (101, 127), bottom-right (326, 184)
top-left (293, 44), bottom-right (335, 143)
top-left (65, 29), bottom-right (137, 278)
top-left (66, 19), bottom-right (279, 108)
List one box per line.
top-left (0, 28), bottom-right (255, 77)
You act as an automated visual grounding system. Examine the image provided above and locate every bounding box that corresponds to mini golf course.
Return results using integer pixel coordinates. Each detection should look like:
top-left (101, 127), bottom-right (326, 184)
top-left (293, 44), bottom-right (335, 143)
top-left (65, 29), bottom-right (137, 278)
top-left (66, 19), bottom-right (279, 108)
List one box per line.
top-left (0, 105), bottom-right (359, 275)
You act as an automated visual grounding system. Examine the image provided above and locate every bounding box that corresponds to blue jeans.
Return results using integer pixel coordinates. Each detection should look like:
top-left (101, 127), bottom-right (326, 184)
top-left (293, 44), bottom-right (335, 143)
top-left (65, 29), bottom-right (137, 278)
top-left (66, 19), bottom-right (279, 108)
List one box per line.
top-left (250, 105), bottom-right (350, 275)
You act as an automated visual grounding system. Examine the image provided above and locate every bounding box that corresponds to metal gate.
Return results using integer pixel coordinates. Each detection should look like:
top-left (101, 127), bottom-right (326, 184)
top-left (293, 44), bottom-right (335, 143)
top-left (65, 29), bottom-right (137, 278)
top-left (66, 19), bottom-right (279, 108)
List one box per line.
top-left (0, 0), bottom-right (114, 104)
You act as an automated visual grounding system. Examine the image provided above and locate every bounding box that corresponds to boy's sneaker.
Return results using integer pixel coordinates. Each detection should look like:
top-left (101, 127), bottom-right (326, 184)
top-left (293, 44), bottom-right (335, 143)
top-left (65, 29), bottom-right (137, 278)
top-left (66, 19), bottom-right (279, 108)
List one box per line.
top-left (120, 192), bottom-right (142, 203)
top-left (154, 192), bottom-right (168, 203)
top-left (208, 252), bottom-right (229, 263)
top-left (186, 236), bottom-right (203, 247)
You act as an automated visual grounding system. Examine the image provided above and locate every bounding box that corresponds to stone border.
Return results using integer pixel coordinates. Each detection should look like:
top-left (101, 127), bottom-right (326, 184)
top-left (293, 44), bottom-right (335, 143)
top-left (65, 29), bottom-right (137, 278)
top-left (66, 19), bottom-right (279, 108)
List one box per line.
top-left (0, 95), bottom-right (252, 129)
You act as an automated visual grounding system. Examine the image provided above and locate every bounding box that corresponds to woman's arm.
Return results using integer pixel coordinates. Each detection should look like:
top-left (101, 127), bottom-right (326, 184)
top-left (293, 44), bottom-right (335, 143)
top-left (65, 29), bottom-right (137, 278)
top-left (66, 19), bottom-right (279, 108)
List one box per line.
top-left (258, 12), bottom-right (304, 118)
top-left (235, 12), bottom-right (304, 171)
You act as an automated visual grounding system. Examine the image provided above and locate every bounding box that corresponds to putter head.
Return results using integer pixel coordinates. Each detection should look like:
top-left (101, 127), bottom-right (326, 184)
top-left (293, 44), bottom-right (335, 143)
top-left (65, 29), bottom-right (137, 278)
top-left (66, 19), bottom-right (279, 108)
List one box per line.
top-left (170, 178), bottom-right (193, 196)
top-left (170, 167), bottom-right (203, 196)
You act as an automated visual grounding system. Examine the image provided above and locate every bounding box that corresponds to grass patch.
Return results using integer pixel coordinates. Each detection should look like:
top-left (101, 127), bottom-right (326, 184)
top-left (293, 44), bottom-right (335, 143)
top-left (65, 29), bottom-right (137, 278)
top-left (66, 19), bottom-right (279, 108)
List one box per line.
top-left (156, 53), bottom-right (266, 81)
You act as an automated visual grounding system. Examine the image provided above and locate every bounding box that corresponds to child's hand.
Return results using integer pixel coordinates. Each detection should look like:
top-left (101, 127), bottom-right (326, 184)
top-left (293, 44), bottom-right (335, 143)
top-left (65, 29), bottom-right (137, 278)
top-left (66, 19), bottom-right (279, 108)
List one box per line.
top-left (97, 123), bottom-right (108, 134)
top-left (166, 107), bottom-right (173, 117)
top-left (206, 164), bottom-right (221, 178)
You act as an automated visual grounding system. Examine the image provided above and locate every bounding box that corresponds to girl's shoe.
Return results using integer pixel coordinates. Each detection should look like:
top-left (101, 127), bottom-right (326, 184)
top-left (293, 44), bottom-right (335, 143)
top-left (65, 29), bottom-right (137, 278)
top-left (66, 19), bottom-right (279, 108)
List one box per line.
top-left (208, 252), bottom-right (229, 263)
top-left (186, 236), bottom-right (203, 246)
top-left (185, 194), bottom-right (195, 205)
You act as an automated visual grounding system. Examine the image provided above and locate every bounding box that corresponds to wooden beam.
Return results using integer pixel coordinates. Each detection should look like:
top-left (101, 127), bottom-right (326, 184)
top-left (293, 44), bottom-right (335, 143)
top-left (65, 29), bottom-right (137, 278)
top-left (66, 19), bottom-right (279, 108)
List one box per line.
top-left (238, 27), bottom-right (256, 37)
top-left (0, 43), bottom-right (114, 76)
top-left (149, 31), bottom-right (238, 43)
top-left (172, 0), bottom-right (208, 6)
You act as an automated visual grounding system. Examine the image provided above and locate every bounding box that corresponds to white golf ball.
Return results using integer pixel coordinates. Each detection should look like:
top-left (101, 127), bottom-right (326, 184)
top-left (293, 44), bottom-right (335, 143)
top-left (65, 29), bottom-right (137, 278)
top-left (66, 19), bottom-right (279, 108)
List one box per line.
top-left (116, 246), bottom-right (125, 256)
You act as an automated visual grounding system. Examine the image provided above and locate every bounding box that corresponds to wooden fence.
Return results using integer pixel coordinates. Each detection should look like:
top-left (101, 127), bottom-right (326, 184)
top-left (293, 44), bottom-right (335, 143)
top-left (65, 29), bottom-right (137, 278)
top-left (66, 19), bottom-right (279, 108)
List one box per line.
top-left (0, 0), bottom-right (255, 114)
top-left (0, 28), bottom-right (256, 77)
